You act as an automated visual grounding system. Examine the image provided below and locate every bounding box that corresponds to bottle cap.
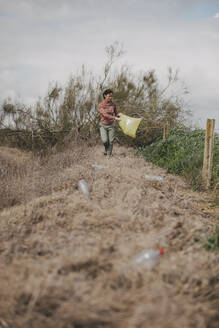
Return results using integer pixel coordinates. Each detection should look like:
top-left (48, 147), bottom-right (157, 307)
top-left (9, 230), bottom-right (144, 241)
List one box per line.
top-left (158, 248), bottom-right (164, 255)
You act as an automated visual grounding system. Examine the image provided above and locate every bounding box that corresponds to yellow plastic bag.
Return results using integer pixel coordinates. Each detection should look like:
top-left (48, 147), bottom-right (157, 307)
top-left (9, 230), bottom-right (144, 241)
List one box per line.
top-left (118, 113), bottom-right (142, 138)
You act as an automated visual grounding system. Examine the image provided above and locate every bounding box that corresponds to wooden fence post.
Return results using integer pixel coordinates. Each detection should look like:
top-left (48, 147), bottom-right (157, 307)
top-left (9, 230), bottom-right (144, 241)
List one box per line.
top-left (163, 124), bottom-right (168, 140)
top-left (202, 119), bottom-right (215, 188)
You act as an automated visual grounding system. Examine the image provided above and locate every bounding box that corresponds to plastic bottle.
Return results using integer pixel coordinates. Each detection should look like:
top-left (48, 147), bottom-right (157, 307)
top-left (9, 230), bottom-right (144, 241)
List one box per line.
top-left (144, 174), bottom-right (164, 181)
top-left (77, 178), bottom-right (90, 198)
top-left (132, 248), bottom-right (164, 269)
top-left (91, 164), bottom-right (105, 169)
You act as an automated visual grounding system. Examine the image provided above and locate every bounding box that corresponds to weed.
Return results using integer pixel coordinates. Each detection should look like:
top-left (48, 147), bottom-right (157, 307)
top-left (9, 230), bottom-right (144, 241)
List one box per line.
top-left (204, 226), bottom-right (219, 251)
top-left (139, 128), bottom-right (218, 190)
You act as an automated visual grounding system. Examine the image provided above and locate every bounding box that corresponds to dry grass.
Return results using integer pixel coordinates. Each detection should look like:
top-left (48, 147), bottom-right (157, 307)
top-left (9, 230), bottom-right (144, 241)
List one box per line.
top-left (0, 143), bottom-right (219, 328)
top-left (0, 141), bottom-right (89, 211)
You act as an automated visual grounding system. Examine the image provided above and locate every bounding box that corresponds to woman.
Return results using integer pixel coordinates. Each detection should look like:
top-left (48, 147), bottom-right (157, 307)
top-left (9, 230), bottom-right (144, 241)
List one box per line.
top-left (98, 89), bottom-right (120, 156)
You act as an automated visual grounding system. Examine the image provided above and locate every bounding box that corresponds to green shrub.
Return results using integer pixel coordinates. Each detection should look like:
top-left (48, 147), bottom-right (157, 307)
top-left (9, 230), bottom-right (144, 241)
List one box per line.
top-left (139, 128), bottom-right (219, 189)
top-left (212, 134), bottom-right (219, 183)
top-left (204, 226), bottom-right (219, 251)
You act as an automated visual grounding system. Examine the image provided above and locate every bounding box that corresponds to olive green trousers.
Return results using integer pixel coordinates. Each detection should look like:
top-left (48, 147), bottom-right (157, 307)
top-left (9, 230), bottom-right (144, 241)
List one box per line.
top-left (99, 123), bottom-right (115, 155)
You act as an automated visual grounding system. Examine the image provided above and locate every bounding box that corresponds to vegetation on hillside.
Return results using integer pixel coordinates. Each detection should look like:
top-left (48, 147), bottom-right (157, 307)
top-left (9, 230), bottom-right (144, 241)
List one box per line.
top-left (2, 41), bottom-right (217, 191)
top-left (0, 42), bottom-right (190, 153)
top-left (139, 128), bottom-right (219, 190)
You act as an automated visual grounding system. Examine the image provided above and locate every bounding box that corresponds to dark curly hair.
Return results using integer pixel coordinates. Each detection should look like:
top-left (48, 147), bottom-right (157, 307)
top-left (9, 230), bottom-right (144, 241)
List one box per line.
top-left (103, 89), bottom-right (113, 99)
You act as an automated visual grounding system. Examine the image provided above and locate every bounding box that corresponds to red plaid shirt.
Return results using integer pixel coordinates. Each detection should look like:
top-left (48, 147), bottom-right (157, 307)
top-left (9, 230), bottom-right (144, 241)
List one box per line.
top-left (98, 100), bottom-right (119, 125)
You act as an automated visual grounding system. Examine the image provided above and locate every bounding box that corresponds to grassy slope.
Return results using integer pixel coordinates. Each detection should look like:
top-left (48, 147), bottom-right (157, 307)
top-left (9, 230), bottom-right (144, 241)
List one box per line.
top-left (0, 143), bottom-right (219, 328)
top-left (139, 128), bottom-right (219, 190)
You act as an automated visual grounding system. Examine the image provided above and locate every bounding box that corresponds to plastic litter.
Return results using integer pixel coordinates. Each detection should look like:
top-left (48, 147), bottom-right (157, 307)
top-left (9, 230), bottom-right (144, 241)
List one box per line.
top-left (144, 174), bottom-right (164, 181)
top-left (91, 164), bottom-right (105, 169)
top-left (77, 178), bottom-right (90, 198)
top-left (132, 248), bottom-right (164, 269)
top-left (119, 113), bottom-right (142, 138)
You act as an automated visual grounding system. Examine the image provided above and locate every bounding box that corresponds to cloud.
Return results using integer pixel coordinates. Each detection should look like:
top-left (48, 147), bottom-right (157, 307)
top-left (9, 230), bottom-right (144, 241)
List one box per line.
top-left (214, 12), bottom-right (219, 18)
top-left (0, 0), bottom-right (219, 129)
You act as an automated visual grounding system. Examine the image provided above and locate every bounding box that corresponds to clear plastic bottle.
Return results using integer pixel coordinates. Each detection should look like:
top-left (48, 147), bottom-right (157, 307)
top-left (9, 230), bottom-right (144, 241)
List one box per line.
top-left (91, 164), bottom-right (105, 169)
top-left (132, 248), bottom-right (164, 269)
top-left (77, 178), bottom-right (90, 198)
top-left (144, 174), bottom-right (164, 181)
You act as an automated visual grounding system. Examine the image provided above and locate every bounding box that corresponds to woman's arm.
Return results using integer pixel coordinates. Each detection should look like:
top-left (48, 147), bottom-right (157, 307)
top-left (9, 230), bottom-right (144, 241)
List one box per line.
top-left (114, 104), bottom-right (120, 117)
top-left (114, 104), bottom-right (120, 120)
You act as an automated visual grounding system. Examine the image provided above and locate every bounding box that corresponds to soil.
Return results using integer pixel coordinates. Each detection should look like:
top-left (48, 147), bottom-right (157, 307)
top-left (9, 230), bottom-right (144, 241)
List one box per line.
top-left (0, 144), bottom-right (218, 328)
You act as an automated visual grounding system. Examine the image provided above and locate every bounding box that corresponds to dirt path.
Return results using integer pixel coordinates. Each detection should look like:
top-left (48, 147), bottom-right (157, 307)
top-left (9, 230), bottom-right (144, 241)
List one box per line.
top-left (0, 145), bottom-right (218, 328)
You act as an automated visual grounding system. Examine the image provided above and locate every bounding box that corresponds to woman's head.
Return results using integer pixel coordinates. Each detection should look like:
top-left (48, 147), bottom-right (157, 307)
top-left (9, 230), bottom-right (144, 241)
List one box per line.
top-left (103, 89), bottom-right (113, 101)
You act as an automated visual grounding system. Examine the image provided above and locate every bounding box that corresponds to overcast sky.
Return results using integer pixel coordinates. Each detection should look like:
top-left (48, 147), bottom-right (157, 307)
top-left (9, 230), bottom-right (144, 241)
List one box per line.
top-left (0, 0), bottom-right (219, 130)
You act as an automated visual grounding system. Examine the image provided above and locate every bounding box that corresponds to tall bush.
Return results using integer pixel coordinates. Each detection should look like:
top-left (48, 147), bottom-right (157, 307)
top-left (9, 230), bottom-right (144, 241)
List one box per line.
top-left (0, 42), bottom-right (190, 153)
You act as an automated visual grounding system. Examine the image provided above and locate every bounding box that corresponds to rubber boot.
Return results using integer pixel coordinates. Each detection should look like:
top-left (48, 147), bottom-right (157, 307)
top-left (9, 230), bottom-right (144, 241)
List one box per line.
top-left (103, 142), bottom-right (108, 155)
top-left (107, 143), bottom-right (113, 156)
